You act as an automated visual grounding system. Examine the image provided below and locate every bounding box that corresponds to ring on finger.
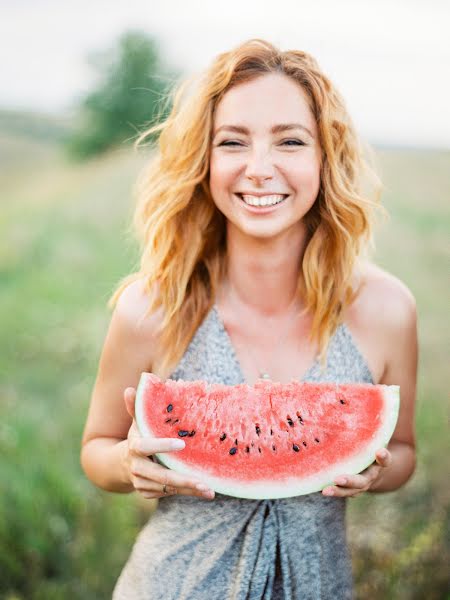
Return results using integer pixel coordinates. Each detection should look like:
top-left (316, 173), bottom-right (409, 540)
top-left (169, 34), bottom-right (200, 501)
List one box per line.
top-left (162, 484), bottom-right (169, 494)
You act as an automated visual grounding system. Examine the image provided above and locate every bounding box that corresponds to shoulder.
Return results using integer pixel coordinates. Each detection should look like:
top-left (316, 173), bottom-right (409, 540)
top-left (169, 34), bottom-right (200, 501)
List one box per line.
top-left (113, 276), bottom-right (163, 341)
top-left (345, 260), bottom-right (418, 385)
top-left (354, 264), bottom-right (418, 447)
top-left (351, 260), bottom-right (417, 331)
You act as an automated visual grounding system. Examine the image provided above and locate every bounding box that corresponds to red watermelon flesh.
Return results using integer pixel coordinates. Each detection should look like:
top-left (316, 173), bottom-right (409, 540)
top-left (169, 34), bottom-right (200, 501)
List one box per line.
top-left (135, 373), bottom-right (399, 499)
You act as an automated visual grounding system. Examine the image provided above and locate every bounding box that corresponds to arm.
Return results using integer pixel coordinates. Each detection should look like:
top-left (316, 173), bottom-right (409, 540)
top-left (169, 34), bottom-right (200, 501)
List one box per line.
top-left (368, 287), bottom-right (418, 493)
top-left (323, 276), bottom-right (418, 497)
top-left (80, 278), bottom-right (160, 493)
top-left (80, 279), bottom-right (215, 501)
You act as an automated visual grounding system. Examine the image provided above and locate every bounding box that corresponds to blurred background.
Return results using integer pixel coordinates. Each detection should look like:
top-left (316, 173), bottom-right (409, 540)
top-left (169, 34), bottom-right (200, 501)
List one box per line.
top-left (0, 1), bottom-right (448, 598)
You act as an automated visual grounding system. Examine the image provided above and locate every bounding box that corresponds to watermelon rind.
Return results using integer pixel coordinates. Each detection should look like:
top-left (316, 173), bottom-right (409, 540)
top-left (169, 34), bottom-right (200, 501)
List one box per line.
top-left (135, 373), bottom-right (400, 500)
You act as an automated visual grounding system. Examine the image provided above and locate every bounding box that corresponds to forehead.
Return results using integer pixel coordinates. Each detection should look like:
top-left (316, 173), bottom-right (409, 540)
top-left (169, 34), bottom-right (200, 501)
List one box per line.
top-left (214, 73), bottom-right (316, 133)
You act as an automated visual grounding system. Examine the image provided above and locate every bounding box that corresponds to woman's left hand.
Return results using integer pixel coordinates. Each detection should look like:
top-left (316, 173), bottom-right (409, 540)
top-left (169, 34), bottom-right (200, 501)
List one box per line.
top-left (322, 448), bottom-right (393, 498)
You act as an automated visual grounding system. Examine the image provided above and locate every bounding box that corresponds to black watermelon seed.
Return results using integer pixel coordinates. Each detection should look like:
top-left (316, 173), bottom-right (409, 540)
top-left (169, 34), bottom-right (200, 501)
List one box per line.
top-left (173, 419), bottom-right (179, 424)
top-left (229, 447), bottom-right (237, 455)
top-left (188, 430), bottom-right (196, 437)
top-left (302, 441), bottom-right (307, 447)
top-left (220, 433), bottom-right (226, 441)
top-left (287, 418), bottom-right (294, 427)
top-left (255, 425), bottom-right (261, 436)
top-left (178, 430), bottom-right (189, 437)
top-left (258, 447), bottom-right (262, 453)
top-left (272, 445), bottom-right (276, 451)
top-left (293, 444), bottom-right (300, 452)
top-left (339, 398), bottom-right (346, 404)
top-left (246, 446), bottom-right (250, 453)
top-left (164, 418), bottom-right (172, 423)
top-left (234, 439), bottom-right (238, 446)
top-left (315, 438), bottom-right (320, 443)
top-left (166, 404), bottom-right (173, 412)
top-left (270, 429), bottom-right (273, 435)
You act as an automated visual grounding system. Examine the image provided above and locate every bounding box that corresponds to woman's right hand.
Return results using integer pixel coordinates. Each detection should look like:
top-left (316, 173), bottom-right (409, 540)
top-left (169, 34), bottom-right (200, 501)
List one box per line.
top-left (121, 387), bottom-right (215, 500)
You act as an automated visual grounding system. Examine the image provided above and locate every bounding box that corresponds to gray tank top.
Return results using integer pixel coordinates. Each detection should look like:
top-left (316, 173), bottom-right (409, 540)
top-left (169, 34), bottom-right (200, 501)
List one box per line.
top-left (113, 304), bottom-right (374, 600)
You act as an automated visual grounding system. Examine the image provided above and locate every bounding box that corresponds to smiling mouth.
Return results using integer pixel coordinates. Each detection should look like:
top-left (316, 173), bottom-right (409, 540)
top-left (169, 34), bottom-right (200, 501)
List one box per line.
top-left (235, 193), bottom-right (289, 207)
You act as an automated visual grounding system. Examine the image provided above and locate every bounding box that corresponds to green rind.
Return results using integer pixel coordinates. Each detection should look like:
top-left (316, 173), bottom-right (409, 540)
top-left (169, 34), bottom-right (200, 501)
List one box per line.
top-left (134, 372), bottom-right (150, 438)
top-left (135, 373), bottom-right (400, 499)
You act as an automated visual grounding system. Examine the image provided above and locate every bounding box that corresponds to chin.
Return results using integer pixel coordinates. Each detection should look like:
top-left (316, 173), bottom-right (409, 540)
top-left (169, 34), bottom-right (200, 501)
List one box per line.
top-left (233, 219), bottom-right (293, 240)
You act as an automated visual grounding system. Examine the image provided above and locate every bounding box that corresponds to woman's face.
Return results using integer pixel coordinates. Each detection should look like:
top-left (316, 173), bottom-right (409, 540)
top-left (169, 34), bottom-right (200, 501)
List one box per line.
top-left (209, 73), bottom-right (321, 240)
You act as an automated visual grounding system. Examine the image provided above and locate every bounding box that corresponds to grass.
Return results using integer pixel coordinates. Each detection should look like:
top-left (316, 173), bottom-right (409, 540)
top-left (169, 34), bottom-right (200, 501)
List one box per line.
top-left (0, 133), bottom-right (448, 599)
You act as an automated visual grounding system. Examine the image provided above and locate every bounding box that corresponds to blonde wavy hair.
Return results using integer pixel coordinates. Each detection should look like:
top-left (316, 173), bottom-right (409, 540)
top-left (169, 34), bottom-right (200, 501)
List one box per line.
top-left (109, 38), bottom-right (384, 378)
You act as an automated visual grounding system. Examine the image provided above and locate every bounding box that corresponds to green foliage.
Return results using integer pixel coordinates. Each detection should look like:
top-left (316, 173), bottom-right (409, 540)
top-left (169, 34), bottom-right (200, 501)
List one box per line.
top-left (0, 148), bottom-right (147, 598)
top-left (0, 137), bottom-right (448, 598)
top-left (66, 30), bottom-right (176, 159)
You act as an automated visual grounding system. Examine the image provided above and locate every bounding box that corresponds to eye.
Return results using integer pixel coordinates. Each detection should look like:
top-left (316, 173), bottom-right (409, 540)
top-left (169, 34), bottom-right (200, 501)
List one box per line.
top-left (280, 139), bottom-right (305, 146)
top-left (217, 140), bottom-right (244, 147)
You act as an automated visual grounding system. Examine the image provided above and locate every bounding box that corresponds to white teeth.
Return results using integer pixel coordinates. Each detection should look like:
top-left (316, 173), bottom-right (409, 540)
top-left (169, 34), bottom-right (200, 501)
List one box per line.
top-left (240, 194), bottom-right (287, 207)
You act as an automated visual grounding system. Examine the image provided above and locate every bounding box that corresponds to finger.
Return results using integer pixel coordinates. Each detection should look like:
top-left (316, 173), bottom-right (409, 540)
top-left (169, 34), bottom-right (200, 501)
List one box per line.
top-left (134, 477), bottom-right (215, 500)
top-left (148, 462), bottom-right (213, 493)
top-left (124, 387), bottom-right (136, 419)
top-left (129, 436), bottom-right (186, 457)
top-left (129, 456), bottom-right (210, 493)
top-left (374, 448), bottom-right (392, 467)
top-left (322, 484), bottom-right (363, 498)
top-left (140, 488), bottom-right (215, 500)
top-left (324, 465), bottom-right (382, 497)
top-left (336, 462), bottom-right (384, 488)
top-left (333, 472), bottom-right (373, 489)
top-left (177, 486), bottom-right (215, 499)
top-left (359, 463), bottom-right (384, 483)
top-left (132, 476), bottom-right (178, 496)
top-left (140, 490), bottom-right (175, 499)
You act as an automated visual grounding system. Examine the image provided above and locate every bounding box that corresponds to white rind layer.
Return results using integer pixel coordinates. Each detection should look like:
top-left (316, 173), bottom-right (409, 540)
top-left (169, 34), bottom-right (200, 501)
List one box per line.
top-left (135, 374), bottom-right (400, 500)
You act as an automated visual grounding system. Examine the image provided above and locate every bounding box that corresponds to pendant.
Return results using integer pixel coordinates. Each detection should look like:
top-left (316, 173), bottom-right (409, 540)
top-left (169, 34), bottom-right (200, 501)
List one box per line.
top-left (260, 372), bottom-right (271, 380)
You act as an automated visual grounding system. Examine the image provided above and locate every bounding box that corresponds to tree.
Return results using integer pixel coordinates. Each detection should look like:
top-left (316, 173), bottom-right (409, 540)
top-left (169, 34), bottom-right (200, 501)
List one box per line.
top-left (67, 30), bottom-right (176, 158)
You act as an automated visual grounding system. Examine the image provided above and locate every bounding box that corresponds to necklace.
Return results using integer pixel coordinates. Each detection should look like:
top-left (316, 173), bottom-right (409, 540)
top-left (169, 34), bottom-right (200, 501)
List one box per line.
top-left (226, 282), bottom-right (301, 381)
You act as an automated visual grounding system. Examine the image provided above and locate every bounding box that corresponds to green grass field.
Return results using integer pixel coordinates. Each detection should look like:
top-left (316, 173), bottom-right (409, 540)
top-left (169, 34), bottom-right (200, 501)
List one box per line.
top-left (0, 130), bottom-right (448, 599)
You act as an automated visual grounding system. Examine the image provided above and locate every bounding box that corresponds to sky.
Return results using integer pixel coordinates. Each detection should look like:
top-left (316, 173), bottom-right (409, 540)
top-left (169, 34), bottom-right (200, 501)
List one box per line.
top-left (1, 0), bottom-right (449, 148)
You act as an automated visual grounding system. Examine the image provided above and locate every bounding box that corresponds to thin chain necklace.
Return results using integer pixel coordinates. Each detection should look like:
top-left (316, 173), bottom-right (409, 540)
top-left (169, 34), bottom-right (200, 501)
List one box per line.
top-left (226, 282), bottom-right (301, 381)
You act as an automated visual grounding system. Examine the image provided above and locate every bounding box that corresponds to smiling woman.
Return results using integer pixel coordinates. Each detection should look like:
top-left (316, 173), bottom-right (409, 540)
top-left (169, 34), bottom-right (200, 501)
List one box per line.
top-left (80, 38), bottom-right (418, 600)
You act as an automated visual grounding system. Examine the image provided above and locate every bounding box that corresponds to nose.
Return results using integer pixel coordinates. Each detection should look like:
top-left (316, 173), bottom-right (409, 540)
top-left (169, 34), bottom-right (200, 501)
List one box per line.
top-left (244, 147), bottom-right (275, 183)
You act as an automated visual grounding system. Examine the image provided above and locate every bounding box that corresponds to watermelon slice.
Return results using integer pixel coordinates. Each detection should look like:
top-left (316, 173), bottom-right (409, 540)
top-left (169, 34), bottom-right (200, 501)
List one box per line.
top-left (135, 373), bottom-right (399, 499)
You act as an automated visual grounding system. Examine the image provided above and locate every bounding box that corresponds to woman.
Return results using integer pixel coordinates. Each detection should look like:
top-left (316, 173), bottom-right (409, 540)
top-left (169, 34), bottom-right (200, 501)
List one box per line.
top-left (81, 39), bottom-right (417, 599)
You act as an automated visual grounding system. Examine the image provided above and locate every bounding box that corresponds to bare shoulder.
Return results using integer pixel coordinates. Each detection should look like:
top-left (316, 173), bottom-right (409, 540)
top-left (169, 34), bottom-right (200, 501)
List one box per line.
top-left (361, 263), bottom-right (417, 328)
top-left (114, 277), bottom-right (162, 339)
top-left (344, 260), bottom-right (418, 386)
top-left (105, 276), bottom-right (163, 378)
top-left (354, 263), bottom-right (418, 447)
top-left (81, 278), bottom-right (162, 445)
top-left (351, 261), bottom-right (417, 330)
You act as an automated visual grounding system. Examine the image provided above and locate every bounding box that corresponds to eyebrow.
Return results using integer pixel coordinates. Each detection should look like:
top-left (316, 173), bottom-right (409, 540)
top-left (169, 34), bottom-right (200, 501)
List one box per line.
top-left (213, 123), bottom-right (314, 138)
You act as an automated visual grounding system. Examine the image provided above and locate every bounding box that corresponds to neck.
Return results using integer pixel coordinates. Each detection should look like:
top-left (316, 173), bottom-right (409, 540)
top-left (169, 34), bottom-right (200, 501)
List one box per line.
top-left (220, 222), bottom-right (309, 317)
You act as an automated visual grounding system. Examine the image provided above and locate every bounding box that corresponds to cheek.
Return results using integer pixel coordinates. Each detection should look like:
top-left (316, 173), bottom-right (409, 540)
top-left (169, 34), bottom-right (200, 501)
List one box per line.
top-left (209, 153), bottom-right (240, 195)
top-left (290, 158), bottom-right (321, 193)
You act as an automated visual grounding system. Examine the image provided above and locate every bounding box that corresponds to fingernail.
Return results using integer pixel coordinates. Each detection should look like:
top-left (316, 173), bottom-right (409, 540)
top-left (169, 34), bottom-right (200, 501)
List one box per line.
top-left (170, 440), bottom-right (185, 449)
top-left (379, 450), bottom-right (387, 459)
top-left (196, 484), bottom-right (208, 491)
top-left (335, 477), bottom-right (347, 486)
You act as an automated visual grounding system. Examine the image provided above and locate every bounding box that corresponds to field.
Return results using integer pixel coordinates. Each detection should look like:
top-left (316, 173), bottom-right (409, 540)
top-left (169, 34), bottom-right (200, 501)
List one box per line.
top-left (0, 128), bottom-right (448, 599)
